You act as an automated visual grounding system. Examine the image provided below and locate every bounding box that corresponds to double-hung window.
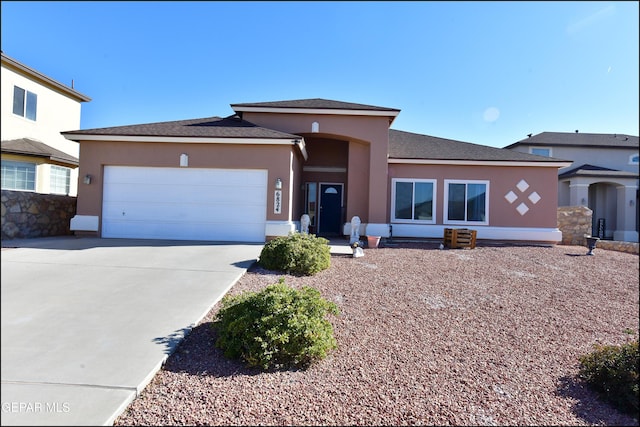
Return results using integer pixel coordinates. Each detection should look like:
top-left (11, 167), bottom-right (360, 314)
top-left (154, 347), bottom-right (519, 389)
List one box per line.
top-left (391, 178), bottom-right (436, 223)
top-left (444, 180), bottom-right (489, 225)
top-left (1, 160), bottom-right (36, 191)
top-left (13, 86), bottom-right (38, 121)
top-left (50, 165), bottom-right (71, 195)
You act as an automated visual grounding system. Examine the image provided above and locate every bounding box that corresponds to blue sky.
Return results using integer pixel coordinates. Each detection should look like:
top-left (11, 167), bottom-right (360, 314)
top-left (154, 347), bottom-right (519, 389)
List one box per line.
top-left (2, 1), bottom-right (638, 148)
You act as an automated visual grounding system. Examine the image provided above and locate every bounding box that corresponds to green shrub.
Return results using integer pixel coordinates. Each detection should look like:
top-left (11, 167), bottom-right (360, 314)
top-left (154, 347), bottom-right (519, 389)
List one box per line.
top-left (258, 232), bottom-right (331, 276)
top-left (578, 340), bottom-right (639, 416)
top-left (212, 278), bottom-right (339, 370)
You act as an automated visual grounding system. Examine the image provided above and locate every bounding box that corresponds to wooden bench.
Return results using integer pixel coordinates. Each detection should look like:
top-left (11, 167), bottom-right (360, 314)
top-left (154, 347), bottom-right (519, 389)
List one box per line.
top-left (443, 228), bottom-right (477, 249)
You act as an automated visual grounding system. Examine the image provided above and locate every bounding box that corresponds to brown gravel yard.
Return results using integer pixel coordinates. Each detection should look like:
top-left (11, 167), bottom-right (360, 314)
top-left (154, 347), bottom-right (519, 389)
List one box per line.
top-left (115, 242), bottom-right (639, 426)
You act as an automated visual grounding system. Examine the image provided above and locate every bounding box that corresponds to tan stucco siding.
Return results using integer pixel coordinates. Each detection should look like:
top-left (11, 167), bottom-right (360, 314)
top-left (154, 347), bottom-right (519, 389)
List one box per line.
top-left (388, 164), bottom-right (560, 228)
top-left (242, 112), bottom-right (390, 223)
top-left (347, 140), bottom-right (371, 222)
top-left (76, 140), bottom-right (296, 226)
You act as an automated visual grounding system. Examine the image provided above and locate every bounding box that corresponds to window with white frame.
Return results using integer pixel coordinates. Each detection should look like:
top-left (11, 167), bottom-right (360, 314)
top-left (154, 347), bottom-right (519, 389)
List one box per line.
top-left (12, 86), bottom-right (38, 121)
top-left (530, 147), bottom-right (551, 157)
top-left (444, 180), bottom-right (489, 225)
top-left (391, 178), bottom-right (436, 222)
top-left (1, 160), bottom-right (36, 191)
top-left (630, 153), bottom-right (639, 165)
top-left (50, 165), bottom-right (71, 195)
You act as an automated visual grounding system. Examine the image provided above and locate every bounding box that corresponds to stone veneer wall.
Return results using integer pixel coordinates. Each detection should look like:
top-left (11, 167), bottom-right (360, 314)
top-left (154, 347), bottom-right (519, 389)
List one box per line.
top-left (1, 190), bottom-right (76, 240)
top-left (596, 240), bottom-right (640, 255)
top-left (557, 205), bottom-right (639, 254)
top-left (557, 205), bottom-right (592, 246)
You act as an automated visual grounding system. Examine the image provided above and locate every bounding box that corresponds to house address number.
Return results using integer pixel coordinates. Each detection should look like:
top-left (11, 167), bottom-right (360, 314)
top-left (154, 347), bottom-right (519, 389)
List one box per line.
top-left (274, 190), bottom-right (282, 214)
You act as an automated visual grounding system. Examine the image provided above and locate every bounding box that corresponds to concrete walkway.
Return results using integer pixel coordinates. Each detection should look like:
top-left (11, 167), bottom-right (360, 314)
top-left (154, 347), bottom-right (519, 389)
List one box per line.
top-left (1, 237), bottom-right (263, 426)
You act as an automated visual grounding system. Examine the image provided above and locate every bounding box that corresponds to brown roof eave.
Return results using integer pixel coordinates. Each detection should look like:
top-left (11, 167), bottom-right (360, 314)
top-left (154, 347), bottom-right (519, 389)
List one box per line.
top-left (2, 149), bottom-right (78, 167)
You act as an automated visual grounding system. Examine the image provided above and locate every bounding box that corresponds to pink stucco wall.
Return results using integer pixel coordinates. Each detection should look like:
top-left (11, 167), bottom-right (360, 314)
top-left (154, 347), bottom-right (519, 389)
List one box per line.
top-left (76, 140), bottom-right (297, 232)
top-left (241, 112), bottom-right (392, 223)
top-left (388, 163), bottom-right (560, 228)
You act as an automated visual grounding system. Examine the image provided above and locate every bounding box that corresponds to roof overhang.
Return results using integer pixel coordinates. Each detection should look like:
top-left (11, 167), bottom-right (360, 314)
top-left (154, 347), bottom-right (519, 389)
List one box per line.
top-left (232, 105), bottom-right (400, 125)
top-left (388, 158), bottom-right (573, 168)
top-left (559, 170), bottom-right (639, 180)
top-left (2, 53), bottom-right (91, 103)
top-left (1, 150), bottom-right (79, 166)
top-left (233, 105), bottom-right (399, 117)
top-left (62, 134), bottom-right (308, 160)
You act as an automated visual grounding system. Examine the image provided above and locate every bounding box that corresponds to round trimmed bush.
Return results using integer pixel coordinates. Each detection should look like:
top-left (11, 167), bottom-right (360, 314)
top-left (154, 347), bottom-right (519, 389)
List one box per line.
top-left (258, 232), bottom-right (331, 276)
top-left (578, 339), bottom-right (639, 416)
top-left (212, 278), bottom-right (339, 370)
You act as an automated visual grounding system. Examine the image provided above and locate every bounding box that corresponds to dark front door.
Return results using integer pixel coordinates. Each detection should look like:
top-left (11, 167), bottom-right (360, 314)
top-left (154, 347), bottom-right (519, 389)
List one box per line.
top-left (319, 184), bottom-right (343, 235)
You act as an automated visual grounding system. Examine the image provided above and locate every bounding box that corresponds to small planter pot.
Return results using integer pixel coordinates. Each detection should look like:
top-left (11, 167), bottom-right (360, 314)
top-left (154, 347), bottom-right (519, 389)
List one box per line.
top-left (585, 236), bottom-right (600, 255)
top-left (367, 235), bottom-right (381, 248)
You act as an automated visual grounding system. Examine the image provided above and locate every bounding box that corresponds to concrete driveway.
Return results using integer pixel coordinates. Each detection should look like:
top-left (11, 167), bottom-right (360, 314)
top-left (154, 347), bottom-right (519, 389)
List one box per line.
top-left (1, 237), bottom-right (263, 426)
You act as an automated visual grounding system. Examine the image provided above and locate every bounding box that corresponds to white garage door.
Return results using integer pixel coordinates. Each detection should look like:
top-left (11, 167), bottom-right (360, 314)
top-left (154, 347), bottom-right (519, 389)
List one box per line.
top-left (102, 166), bottom-right (267, 242)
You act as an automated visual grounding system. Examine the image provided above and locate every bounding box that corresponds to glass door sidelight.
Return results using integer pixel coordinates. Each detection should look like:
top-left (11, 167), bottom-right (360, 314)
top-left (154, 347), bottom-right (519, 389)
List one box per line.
top-left (305, 182), bottom-right (318, 233)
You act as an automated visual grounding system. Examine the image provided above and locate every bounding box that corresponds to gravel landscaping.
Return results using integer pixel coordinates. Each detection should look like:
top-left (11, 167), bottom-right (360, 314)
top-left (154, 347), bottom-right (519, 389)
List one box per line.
top-left (115, 242), bottom-right (639, 426)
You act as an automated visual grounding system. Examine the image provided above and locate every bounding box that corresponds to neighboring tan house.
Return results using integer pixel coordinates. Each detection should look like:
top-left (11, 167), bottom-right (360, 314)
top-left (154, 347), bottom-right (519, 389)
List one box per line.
top-left (62, 98), bottom-right (571, 243)
top-left (1, 51), bottom-right (91, 197)
top-left (505, 131), bottom-right (639, 242)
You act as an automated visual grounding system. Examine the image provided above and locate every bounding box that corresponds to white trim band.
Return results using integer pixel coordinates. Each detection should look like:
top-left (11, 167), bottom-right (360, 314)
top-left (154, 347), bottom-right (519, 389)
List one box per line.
top-left (63, 134), bottom-right (300, 145)
top-left (70, 215), bottom-right (99, 231)
top-left (388, 158), bottom-right (572, 168)
top-left (388, 223), bottom-right (562, 242)
top-left (265, 220), bottom-right (297, 237)
top-left (232, 106), bottom-right (400, 118)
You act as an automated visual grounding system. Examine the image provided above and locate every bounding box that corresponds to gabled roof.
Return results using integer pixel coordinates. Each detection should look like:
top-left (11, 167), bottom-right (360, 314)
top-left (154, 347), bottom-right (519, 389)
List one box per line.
top-left (1, 138), bottom-right (78, 166)
top-left (388, 129), bottom-right (571, 164)
top-left (231, 98), bottom-right (400, 123)
top-left (558, 163), bottom-right (639, 180)
top-left (231, 98), bottom-right (400, 112)
top-left (62, 115), bottom-right (302, 140)
top-left (504, 131), bottom-right (639, 149)
top-left (1, 52), bottom-right (91, 103)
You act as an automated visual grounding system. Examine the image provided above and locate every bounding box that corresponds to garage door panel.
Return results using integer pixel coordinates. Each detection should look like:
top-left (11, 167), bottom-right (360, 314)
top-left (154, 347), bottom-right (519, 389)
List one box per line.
top-left (105, 167), bottom-right (265, 186)
top-left (102, 220), bottom-right (265, 242)
top-left (200, 186), bottom-right (266, 204)
top-left (104, 183), bottom-right (266, 205)
top-left (102, 166), bottom-right (267, 242)
top-left (104, 202), bottom-right (267, 223)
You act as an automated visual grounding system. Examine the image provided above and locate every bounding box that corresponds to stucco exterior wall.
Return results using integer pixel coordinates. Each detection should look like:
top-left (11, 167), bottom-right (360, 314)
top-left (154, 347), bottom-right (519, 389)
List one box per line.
top-left (1, 61), bottom-right (84, 196)
top-left (75, 140), bottom-right (298, 233)
top-left (388, 163), bottom-right (560, 228)
top-left (1, 65), bottom-right (82, 155)
top-left (241, 112), bottom-right (391, 223)
top-left (510, 144), bottom-right (639, 175)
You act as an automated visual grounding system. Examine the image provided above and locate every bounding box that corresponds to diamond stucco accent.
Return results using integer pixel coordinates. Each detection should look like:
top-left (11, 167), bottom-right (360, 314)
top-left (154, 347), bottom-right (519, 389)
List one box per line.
top-left (528, 191), bottom-right (541, 204)
top-left (516, 202), bottom-right (530, 215)
top-left (504, 191), bottom-right (518, 204)
top-left (516, 179), bottom-right (529, 192)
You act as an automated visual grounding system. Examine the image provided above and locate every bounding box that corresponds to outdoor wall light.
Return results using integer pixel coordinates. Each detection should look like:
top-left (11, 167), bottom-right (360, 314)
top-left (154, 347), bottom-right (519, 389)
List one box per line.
top-left (275, 178), bottom-right (282, 190)
top-left (179, 153), bottom-right (189, 167)
top-left (83, 174), bottom-right (92, 185)
top-left (581, 198), bottom-right (586, 205)
top-left (631, 199), bottom-right (635, 207)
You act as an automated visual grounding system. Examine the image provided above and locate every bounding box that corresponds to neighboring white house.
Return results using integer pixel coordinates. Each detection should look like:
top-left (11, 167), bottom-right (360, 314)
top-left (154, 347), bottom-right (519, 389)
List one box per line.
top-left (1, 51), bottom-right (91, 197)
top-left (505, 131), bottom-right (639, 242)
